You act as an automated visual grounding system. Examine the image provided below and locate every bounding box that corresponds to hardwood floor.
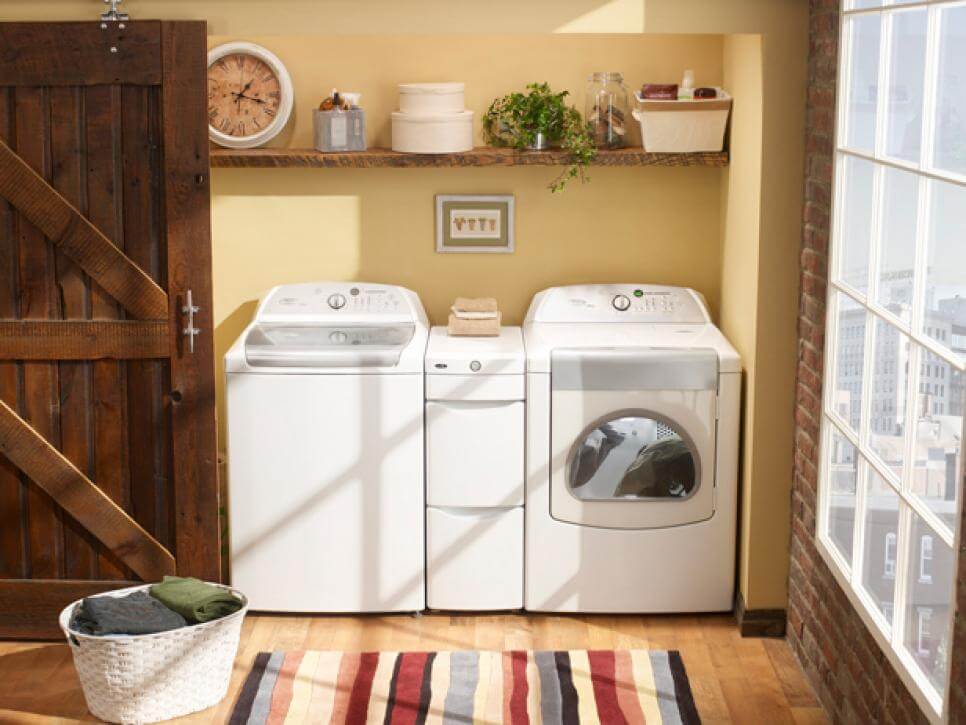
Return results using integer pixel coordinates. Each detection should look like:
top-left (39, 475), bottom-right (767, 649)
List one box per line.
top-left (0, 613), bottom-right (826, 724)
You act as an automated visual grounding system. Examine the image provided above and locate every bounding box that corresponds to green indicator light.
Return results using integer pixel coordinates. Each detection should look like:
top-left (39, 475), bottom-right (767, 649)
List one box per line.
top-left (634, 289), bottom-right (644, 297)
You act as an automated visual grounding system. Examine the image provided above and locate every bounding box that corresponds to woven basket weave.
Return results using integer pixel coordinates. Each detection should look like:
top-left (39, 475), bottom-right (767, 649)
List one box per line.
top-left (59, 583), bottom-right (248, 724)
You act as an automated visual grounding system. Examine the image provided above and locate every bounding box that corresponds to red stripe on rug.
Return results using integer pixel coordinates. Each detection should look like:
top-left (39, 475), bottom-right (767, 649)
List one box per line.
top-left (389, 651), bottom-right (430, 725)
top-left (588, 650), bottom-right (627, 725)
top-left (346, 651), bottom-right (379, 723)
top-left (613, 650), bottom-right (645, 725)
top-left (332, 652), bottom-right (361, 724)
top-left (266, 651), bottom-right (304, 725)
top-left (510, 650), bottom-right (530, 725)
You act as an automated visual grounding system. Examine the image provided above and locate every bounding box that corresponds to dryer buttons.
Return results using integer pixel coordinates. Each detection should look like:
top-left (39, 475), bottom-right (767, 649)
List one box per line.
top-left (327, 293), bottom-right (347, 310)
top-left (469, 360), bottom-right (482, 372)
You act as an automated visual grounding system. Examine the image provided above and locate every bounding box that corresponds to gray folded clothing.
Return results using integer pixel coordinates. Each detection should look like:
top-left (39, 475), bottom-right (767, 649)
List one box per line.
top-left (70, 590), bottom-right (187, 636)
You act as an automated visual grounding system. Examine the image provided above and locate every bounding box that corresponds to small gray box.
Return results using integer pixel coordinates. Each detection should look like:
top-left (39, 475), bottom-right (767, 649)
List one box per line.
top-left (313, 109), bottom-right (366, 152)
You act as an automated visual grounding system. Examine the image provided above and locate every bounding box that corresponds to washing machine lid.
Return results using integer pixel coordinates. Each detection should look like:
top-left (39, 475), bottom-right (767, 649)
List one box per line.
top-left (244, 323), bottom-right (416, 368)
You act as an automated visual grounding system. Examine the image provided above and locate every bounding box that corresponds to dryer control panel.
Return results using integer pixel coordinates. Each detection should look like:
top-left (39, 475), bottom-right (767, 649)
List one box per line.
top-left (525, 284), bottom-right (710, 324)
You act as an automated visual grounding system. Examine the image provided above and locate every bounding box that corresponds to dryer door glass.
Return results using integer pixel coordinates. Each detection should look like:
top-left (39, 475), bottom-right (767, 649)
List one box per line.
top-left (566, 415), bottom-right (698, 500)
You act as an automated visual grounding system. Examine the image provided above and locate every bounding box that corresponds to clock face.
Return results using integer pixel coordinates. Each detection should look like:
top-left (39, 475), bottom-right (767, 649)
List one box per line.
top-left (207, 53), bottom-right (282, 139)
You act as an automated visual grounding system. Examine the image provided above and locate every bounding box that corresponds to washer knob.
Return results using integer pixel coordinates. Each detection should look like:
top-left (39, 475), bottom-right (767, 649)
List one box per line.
top-left (327, 293), bottom-right (347, 310)
top-left (612, 294), bottom-right (631, 311)
top-left (329, 330), bottom-right (348, 344)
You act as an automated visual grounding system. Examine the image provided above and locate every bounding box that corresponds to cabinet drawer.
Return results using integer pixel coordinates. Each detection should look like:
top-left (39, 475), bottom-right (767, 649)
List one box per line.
top-left (426, 374), bottom-right (524, 401)
top-left (426, 400), bottom-right (524, 507)
top-left (427, 506), bottom-right (523, 610)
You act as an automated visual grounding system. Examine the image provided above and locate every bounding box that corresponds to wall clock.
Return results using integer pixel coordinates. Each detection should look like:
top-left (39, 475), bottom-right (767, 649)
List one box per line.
top-left (207, 42), bottom-right (294, 149)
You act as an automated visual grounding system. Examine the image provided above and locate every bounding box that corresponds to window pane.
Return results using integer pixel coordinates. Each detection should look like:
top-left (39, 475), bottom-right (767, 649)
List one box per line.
top-left (885, 9), bottom-right (927, 163)
top-left (827, 425), bottom-right (858, 564)
top-left (831, 292), bottom-right (867, 433)
top-left (861, 469), bottom-right (899, 626)
top-left (868, 319), bottom-right (910, 479)
top-left (844, 14), bottom-right (882, 152)
top-left (837, 155), bottom-right (875, 293)
top-left (910, 345), bottom-right (961, 532)
top-left (933, 5), bottom-right (966, 176)
top-left (875, 166), bottom-right (919, 321)
top-left (922, 180), bottom-right (966, 365)
top-left (903, 510), bottom-right (954, 695)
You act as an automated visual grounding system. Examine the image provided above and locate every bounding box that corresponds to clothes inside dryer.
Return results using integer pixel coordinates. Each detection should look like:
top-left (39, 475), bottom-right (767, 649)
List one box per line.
top-left (567, 416), bottom-right (697, 500)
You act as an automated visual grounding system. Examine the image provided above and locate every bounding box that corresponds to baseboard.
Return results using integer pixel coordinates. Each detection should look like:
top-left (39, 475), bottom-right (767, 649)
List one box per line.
top-left (735, 592), bottom-right (787, 638)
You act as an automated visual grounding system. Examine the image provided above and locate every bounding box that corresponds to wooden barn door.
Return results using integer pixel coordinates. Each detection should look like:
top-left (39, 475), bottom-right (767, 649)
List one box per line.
top-left (0, 21), bottom-right (218, 638)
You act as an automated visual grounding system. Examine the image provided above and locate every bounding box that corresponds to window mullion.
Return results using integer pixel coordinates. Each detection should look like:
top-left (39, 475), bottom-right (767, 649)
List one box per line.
top-left (901, 340), bottom-right (920, 513)
top-left (852, 456), bottom-right (870, 588)
top-left (920, 4), bottom-right (940, 175)
top-left (873, 10), bottom-right (892, 161)
top-left (892, 500), bottom-right (913, 651)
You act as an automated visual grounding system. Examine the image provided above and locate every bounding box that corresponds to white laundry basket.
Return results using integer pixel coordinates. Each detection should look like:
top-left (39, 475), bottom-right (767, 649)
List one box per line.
top-left (59, 583), bottom-right (248, 724)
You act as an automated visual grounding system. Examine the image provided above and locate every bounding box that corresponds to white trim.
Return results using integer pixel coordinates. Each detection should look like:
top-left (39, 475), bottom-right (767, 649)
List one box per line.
top-left (207, 42), bottom-right (294, 149)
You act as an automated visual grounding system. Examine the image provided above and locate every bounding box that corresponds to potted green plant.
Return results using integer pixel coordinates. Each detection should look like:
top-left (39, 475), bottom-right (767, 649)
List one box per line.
top-left (482, 82), bottom-right (596, 192)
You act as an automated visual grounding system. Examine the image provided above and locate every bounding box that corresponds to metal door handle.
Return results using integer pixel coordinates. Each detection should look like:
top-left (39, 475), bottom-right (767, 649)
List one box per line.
top-left (182, 290), bottom-right (200, 354)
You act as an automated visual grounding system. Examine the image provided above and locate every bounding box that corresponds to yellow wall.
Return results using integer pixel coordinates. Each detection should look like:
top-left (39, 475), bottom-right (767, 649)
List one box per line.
top-left (1, 0), bottom-right (807, 612)
top-left (646, 0), bottom-right (808, 609)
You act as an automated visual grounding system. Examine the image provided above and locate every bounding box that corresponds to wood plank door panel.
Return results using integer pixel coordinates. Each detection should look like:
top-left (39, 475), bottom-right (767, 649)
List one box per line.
top-left (0, 21), bottom-right (217, 638)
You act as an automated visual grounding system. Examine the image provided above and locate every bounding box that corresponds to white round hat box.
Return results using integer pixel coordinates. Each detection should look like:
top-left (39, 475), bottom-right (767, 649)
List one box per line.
top-left (398, 82), bottom-right (465, 115)
top-left (391, 110), bottom-right (474, 154)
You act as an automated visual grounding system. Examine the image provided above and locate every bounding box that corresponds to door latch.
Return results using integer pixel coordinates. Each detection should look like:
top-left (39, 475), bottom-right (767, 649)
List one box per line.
top-left (182, 290), bottom-right (201, 354)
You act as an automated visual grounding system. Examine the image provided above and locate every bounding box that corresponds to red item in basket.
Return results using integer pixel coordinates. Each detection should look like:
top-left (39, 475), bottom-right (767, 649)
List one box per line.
top-left (641, 84), bottom-right (678, 100)
top-left (694, 87), bottom-right (717, 99)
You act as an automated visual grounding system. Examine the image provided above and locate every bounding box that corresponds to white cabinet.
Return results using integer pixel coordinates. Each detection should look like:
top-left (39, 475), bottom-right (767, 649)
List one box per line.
top-left (427, 507), bottom-right (523, 610)
top-left (426, 400), bottom-right (524, 507)
top-left (424, 327), bottom-right (526, 611)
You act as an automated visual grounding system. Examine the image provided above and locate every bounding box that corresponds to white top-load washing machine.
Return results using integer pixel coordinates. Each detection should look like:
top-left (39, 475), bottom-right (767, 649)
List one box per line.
top-left (523, 284), bottom-right (741, 612)
top-left (225, 282), bottom-right (428, 612)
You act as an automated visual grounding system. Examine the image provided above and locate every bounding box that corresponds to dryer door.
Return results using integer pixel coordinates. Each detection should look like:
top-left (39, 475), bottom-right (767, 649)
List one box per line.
top-left (550, 348), bottom-right (717, 529)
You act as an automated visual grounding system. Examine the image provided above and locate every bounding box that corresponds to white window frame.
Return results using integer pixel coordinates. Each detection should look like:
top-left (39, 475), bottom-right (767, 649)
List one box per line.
top-left (817, 1), bottom-right (966, 722)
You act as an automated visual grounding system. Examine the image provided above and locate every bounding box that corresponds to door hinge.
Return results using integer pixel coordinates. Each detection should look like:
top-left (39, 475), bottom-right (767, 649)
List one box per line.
top-left (182, 290), bottom-right (201, 354)
top-left (100, 0), bottom-right (129, 23)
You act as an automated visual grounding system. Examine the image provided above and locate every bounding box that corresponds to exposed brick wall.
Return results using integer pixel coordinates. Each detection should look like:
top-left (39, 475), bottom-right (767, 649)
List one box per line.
top-left (788, 1), bottom-right (965, 723)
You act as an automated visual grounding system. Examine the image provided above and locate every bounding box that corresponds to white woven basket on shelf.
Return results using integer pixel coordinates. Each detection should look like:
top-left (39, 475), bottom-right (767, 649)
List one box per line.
top-left (59, 582), bottom-right (248, 725)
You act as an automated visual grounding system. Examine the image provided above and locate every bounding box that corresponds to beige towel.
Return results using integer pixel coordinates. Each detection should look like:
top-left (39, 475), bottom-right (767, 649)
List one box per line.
top-left (451, 307), bottom-right (498, 320)
top-left (448, 312), bottom-right (502, 337)
top-left (452, 297), bottom-right (498, 314)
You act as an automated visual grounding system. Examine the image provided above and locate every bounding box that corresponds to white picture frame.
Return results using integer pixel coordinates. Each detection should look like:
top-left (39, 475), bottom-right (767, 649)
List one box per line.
top-left (435, 195), bottom-right (515, 254)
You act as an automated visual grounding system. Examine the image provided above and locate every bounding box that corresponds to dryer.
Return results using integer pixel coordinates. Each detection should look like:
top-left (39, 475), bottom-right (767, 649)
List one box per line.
top-left (523, 284), bottom-right (741, 612)
top-left (225, 282), bottom-right (428, 613)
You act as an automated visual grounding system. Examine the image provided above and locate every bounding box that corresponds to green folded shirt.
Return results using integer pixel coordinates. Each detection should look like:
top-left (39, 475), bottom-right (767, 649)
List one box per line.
top-left (149, 576), bottom-right (243, 624)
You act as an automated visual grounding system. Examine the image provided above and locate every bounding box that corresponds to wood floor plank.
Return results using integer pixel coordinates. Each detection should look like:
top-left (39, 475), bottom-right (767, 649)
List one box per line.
top-left (0, 612), bottom-right (828, 724)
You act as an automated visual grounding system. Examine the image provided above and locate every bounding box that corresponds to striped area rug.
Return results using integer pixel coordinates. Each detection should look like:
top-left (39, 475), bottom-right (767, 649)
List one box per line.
top-left (229, 649), bottom-right (700, 724)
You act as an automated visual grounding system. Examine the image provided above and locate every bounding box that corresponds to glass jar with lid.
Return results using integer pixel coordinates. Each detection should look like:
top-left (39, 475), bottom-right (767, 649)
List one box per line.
top-left (586, 72), bottom-right (629, 149)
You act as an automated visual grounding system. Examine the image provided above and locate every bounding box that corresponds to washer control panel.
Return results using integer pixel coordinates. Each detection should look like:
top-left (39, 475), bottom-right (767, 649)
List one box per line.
top-left (527, 284), bottom-right (709, 324)
top-left (258, 282), bottom-right (413, 321)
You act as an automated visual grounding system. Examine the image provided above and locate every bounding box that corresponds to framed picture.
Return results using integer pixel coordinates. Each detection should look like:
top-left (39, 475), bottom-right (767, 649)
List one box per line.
top-left (435, 195), bottom-right (515, 253)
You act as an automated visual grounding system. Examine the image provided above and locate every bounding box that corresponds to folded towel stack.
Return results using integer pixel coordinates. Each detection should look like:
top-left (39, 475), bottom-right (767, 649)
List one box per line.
top-left (69, 576), bottom-right (244, 637)
top-left (448, 297), bottom-right (501, 336)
